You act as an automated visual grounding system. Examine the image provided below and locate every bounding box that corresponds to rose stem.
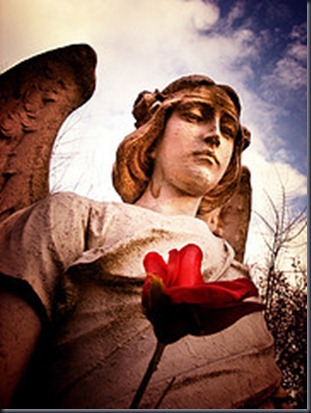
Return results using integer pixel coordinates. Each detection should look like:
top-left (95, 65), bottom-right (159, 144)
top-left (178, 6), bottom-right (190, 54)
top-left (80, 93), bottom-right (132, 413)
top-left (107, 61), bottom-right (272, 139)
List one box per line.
top-left (130, 341), bottom-right (165, 409)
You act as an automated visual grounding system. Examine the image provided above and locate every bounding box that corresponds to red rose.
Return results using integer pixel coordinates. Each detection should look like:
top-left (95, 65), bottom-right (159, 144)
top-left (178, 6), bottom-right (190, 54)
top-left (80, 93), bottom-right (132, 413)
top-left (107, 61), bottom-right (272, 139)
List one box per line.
top-left (142, 243), bottom-right (264, 344)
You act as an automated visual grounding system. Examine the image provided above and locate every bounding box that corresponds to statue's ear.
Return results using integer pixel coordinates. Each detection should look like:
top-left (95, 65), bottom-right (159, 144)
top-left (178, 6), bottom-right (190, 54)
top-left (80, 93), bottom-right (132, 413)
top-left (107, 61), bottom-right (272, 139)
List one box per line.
top-left (0, 44), bottom-right (97, 224)
top-left (199, 166), bottom-right (252, 263)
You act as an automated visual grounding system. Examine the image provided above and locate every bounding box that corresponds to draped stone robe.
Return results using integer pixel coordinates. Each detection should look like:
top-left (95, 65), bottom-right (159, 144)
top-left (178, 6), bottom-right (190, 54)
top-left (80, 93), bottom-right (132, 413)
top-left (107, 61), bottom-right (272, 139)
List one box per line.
top-left (0, 192), bottom-right (282, 409)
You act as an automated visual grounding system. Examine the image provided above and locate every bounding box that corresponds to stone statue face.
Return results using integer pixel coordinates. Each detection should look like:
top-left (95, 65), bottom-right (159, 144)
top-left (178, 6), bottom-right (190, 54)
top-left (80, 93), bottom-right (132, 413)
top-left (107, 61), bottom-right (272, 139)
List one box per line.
top-left (150, 91), bottom-right (238, 199)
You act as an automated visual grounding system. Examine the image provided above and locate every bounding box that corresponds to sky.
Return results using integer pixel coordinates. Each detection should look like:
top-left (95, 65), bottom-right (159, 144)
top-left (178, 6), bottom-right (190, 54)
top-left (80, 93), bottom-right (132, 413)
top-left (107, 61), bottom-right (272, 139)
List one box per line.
top-left (0, 0), bottom-right (307, 268)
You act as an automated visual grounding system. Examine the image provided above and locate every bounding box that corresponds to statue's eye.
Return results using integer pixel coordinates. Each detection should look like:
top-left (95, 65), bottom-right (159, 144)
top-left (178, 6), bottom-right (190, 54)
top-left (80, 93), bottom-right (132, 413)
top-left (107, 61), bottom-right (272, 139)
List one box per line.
top-left (221, 116), bottom-right (238, 139)
top-left (177, 104), bottom-right (206, 123)
top-left (221, 125), bottom-right (235, 138)
top-left (182, 110), bottom-right (204, 123)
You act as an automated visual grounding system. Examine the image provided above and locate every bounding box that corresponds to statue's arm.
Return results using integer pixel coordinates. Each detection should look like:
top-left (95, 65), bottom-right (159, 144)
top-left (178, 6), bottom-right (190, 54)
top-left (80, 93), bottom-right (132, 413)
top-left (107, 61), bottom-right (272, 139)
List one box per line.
top-left (0, 287), bottom-right (41, 408)
top-left (0, 44), bottom-right (97, 223)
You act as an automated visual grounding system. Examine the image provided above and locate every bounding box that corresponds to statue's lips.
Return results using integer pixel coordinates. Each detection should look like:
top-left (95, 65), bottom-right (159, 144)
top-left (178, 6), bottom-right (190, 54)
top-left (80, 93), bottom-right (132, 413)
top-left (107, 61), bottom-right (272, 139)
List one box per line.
top-left (192, 150), bottom-right (219, 166)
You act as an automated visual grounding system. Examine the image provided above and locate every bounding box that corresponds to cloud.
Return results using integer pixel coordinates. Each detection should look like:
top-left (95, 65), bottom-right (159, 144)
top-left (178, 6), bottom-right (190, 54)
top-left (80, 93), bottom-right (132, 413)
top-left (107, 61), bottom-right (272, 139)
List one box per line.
top-left (290, 22), bottom-right (307, 42)
top-left (188, 0), bottom-right (220, 30)
top-left (244, 152), bottom-right (307, 202)
top-left (266, 49), bottom-right (307, 91)
top-left (225, 0), bottom-right (246, 27)
top-left (260, 22), bottom-right (307, 98)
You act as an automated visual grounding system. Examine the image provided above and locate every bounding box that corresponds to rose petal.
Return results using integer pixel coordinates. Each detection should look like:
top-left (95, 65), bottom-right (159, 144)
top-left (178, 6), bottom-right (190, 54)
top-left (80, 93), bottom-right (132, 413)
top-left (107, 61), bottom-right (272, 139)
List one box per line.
top-left (165, 278), bottom-right (259, 306)
top-left (189, 301), bottom-right (265, 337)
top-left (173, 244), bottom-right (204, 287)
top-left (167, 249), bottom-right (180, 287)
top-left (143, 251), bottom-right (168, 281)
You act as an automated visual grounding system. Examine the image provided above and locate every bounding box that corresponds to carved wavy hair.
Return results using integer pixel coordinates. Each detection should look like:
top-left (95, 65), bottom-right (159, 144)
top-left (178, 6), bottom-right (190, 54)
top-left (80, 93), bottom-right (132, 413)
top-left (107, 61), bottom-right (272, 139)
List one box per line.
top-left (112, 75), bottom-right (250, 213)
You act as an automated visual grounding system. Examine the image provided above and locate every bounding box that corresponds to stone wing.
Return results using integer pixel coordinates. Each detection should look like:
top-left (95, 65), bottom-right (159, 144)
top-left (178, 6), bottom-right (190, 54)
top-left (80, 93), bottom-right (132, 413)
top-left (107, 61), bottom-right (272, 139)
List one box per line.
top-left (199, 166), bottom-right (252, 263)
top-left (0, 44), bottom-right (97, 223)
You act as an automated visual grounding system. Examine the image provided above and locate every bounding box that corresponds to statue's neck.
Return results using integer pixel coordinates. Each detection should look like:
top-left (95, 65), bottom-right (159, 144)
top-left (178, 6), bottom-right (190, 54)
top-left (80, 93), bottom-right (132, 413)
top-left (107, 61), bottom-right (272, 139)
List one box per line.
top-left (134, 184), bottom-right (202, 217)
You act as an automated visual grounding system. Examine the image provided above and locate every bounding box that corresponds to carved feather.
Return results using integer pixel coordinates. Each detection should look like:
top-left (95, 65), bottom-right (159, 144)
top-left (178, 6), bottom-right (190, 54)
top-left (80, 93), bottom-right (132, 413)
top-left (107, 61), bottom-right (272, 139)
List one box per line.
top-left (0, 44), bottom-right (97, 223)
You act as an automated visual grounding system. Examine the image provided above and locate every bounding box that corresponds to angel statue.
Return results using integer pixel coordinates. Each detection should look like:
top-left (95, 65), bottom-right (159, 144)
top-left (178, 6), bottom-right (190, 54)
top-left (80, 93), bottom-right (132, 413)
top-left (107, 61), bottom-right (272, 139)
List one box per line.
top-left (0, 44), bottom-right (289, 409)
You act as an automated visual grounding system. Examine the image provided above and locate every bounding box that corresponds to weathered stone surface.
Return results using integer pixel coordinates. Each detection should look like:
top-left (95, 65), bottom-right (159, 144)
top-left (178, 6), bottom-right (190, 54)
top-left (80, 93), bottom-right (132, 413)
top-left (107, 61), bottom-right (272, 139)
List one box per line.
top-left (0, 44), bottom-right (97, 223)
top-left (0, 192), bottom-right (282, 408)
top-left (199, 166), bottom-right (252, 262)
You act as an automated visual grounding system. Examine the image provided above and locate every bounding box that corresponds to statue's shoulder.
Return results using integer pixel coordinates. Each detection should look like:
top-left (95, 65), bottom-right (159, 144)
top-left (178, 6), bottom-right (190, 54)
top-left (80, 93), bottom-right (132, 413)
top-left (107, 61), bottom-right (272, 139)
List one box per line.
top-left (42, 191), bottom-right (111, 213)
top-left (26, 192), bottom-right (108, 224)
top-left (38, 191), bottom-right (90, 206)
